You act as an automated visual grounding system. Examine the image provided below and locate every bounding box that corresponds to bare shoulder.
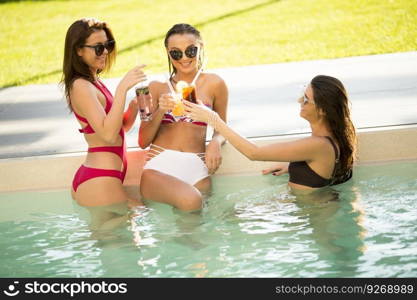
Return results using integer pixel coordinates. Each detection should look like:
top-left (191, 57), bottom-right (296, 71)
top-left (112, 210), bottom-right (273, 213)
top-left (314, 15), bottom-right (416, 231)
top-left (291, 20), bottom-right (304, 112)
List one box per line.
top-left (203, 73), bottom-right (228, 104)
top-left (72, 78), bottom-right (94, 91)
top-left (303, 136), bottom-right (335, 154)
top-left (203, 72), bottom-right (226, 87)
top-left (149, 80), bottom-right (166, 89)
top-left (71, 78), bottom-right (96, 96)
top-left (149, 80), bottom-right (167, 98)
top-left (70, 78), bottom-right (96, 104)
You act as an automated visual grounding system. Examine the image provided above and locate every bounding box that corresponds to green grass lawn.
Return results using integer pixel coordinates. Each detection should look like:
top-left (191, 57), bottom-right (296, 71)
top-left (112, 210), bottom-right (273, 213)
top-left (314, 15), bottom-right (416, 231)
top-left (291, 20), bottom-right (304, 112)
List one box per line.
top-left (1, 0), bottom-right (416, 88)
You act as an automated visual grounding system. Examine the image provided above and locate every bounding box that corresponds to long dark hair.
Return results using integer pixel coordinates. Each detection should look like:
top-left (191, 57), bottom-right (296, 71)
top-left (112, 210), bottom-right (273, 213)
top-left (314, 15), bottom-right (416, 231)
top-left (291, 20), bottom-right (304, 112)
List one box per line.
top-left (61, 18), bottom-right (116, 111)
top-left (164, 23), bottom-right (204, 80)
top-left (310, 75), bottom-right (357, 178)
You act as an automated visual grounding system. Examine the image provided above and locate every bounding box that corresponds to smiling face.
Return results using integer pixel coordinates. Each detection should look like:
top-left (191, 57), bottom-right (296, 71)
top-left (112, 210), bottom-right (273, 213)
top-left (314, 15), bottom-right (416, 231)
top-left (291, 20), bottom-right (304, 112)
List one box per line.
top-left (166, 33), bottom-right (201, 75)
top-left (77, 29), bottom-right (109, 75)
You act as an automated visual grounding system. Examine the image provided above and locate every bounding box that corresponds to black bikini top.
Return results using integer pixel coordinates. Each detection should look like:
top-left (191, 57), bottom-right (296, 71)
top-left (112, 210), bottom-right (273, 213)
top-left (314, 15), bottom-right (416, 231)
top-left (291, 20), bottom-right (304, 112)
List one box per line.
top-left (288, 136), bottom-right (351, 188)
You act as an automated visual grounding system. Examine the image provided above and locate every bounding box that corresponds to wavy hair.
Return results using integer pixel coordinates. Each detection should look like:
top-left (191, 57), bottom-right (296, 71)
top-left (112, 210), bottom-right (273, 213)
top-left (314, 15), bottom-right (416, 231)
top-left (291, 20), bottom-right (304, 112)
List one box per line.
top-left (310, 75), bottom-right (357, 180)
top-left (61, 18), bottom-right (116, 111)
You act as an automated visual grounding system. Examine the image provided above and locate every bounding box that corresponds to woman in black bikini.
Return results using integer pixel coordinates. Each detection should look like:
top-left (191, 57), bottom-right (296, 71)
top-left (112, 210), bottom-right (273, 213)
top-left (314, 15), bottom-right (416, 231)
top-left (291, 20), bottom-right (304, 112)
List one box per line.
top-left (184, 75), bottom-right (357, 191)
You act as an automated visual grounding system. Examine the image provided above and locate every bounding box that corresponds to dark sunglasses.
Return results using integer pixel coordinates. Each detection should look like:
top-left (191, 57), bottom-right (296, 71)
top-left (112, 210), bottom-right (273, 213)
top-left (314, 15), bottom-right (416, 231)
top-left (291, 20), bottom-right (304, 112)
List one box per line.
top-left (169, 45), bottom-right (198, 61)
top-left (82, 40), bottom-right (115, 56)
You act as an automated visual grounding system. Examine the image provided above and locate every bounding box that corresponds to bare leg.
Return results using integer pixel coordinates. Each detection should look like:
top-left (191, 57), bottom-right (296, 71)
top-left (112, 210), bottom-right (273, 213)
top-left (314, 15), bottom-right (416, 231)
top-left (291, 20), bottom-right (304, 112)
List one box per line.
top-left (123, 184), bottom-right (144, 208)
top-left (88, 206), bottom-right (129, 231)
top-left (194, 176), bottom-right (212, 196)
top-left (73, 177), bottom-right (131, 232)
top-left (140, 169), bottom-right (203, 211)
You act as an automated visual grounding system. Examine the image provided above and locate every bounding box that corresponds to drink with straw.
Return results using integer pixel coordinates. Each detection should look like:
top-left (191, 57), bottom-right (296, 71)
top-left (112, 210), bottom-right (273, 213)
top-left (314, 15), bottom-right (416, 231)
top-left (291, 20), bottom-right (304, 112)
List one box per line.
top-left (176, 80), bottom-right (197, 122)
top-left (182, 85), bottom-right (197, 103)
top-left (166, 76), bottom-right (185, 119)
top-left (182, 65), bottom-right (202, 104)
top-left (165, 65), bottom-right (203, 121)
top-left (171, 93), bottom-right (185, 117)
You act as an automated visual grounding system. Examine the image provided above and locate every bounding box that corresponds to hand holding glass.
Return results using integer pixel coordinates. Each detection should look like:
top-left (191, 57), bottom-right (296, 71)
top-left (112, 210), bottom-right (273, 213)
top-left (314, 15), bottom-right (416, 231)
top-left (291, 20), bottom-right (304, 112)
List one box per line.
top-left (175, 81), bottom-right (197, 122)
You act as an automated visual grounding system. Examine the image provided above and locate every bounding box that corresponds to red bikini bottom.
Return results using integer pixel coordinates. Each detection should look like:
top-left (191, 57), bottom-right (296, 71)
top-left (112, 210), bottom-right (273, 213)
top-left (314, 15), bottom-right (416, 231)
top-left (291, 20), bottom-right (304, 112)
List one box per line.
top-left (72, 165), bottom-right (125, 192)
top-left (72, 146), bottom-right (127, 192)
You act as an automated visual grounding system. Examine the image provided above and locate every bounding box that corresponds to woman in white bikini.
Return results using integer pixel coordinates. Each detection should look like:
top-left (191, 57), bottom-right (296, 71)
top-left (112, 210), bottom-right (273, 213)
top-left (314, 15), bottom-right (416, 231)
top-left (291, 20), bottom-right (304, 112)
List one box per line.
top-left (138, 24), bottom-right (228, 211)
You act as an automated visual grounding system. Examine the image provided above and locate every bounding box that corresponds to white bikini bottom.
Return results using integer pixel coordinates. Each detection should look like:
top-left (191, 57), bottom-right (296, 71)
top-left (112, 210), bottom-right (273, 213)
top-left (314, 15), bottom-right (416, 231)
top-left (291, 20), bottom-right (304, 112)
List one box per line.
top-left (143, 144), bottom-right (209, 186)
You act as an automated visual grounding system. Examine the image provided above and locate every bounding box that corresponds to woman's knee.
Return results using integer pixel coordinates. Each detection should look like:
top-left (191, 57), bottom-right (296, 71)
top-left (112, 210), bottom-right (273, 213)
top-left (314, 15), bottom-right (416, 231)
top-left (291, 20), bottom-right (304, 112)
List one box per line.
top-left (176, 192), bottom-right (203, 211)
top-left (140, 169), bottom-right (202, 211)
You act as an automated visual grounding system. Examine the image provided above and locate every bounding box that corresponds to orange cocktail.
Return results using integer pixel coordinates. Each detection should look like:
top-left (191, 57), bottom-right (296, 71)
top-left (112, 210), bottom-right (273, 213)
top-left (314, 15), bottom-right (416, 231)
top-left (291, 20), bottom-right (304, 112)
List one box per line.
top-left (172, 100), bottom-right (185, 117)
top-left (182, 85), bottom-right (197, 103)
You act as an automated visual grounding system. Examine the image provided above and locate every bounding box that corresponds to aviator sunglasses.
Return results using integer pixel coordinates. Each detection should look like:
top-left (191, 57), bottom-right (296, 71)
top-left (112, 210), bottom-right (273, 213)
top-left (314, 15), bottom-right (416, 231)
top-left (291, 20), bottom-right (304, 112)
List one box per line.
top-left (169, 45), bottom-right (198, 61)
top-left (81, 40), bottom-right (115, 56)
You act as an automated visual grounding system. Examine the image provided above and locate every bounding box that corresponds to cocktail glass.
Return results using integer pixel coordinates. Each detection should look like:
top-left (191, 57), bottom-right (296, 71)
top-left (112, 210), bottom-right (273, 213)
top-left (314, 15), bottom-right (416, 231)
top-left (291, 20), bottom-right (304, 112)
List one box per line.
top-left (136, 85), bottom-right (152, 121)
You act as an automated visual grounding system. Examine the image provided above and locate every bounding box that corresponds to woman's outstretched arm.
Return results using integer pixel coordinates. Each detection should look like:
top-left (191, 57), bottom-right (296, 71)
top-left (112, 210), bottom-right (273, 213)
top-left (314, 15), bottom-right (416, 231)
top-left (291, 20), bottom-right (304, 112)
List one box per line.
top-left (184, 101), bottom-right (327, 163)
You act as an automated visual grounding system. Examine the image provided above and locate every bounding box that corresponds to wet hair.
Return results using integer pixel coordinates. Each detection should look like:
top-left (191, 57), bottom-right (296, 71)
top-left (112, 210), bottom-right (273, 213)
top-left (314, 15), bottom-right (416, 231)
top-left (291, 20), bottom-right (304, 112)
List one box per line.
top-left (61, 18), bottom-right (116, 111)
top-left (310, 75), bottom-right (357, 181)
top-left (164, 23), bottom-right (204, 79)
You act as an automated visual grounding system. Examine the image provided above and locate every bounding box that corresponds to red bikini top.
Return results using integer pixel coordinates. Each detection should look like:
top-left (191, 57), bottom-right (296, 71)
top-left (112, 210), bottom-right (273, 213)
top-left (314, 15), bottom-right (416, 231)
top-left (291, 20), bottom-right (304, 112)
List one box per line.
top-left (73, 80), bottom-right (113, 134)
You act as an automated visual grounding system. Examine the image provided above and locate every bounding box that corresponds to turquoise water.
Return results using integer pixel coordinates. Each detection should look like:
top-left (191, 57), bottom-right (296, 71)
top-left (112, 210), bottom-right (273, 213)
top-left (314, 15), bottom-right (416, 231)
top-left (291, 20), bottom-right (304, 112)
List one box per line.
top-left (0, 161), bottom-right (416, 277)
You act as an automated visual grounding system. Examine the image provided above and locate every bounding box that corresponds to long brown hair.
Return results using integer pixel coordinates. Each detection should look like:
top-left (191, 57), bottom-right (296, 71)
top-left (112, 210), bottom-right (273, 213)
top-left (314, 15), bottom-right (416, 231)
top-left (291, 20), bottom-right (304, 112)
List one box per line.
top-left (310, 75), bottom-right (357, 179)
top-left (61, 18), bottom-right (116, 111)
top-left (164, 23), bottom-right (204, 80)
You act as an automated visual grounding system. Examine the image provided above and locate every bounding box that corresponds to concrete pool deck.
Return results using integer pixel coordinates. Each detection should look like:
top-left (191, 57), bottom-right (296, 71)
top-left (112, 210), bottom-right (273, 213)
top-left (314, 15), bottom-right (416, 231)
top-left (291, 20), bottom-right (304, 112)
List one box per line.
top-left (0, 52), bottom-right (417, 192)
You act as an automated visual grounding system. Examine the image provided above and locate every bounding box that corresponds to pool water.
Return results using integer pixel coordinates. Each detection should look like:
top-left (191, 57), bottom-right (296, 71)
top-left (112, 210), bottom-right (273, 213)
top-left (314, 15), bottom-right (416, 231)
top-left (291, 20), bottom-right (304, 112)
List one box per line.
top-left (0, 161), bottom-right (416, 277)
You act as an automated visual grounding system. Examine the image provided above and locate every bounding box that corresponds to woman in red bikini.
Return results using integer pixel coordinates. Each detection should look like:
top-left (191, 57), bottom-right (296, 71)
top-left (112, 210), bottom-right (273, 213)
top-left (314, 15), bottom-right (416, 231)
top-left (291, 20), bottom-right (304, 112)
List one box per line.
top-left (62, 18), bottom-right (146, 230)
top-left (138, 24), bottom-right (228, 211)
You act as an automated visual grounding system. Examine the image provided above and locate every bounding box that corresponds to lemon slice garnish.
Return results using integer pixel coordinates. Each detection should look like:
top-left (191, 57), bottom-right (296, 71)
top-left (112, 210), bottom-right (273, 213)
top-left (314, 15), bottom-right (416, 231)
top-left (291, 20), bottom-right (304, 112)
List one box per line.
top-left (176, 80), bottom-right (189, 92)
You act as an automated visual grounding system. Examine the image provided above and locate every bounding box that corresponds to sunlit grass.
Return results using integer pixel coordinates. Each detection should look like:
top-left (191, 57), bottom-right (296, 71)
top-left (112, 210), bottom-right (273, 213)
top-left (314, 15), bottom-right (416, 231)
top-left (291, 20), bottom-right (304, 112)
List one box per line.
top-left (0, 0), bottom-right (416, 87)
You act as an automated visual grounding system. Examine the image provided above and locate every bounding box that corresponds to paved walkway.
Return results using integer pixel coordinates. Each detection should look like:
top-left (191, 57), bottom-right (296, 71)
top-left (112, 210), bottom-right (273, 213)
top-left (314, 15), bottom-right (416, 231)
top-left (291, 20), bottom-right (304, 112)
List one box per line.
top-left (1, 52), bottom-right (416, 159)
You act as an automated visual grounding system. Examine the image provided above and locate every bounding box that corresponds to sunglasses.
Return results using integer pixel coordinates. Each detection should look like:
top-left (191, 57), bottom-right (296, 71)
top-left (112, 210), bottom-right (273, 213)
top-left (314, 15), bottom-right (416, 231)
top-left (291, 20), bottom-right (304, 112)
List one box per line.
top-left (298, 85), bottom-right (314, 105)
top-left (169, 45), bottom-right (198, 61)
top-left (298, 94), bottom-right (312, 105)
top-left (82, 40), bottom-right (115, 56)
